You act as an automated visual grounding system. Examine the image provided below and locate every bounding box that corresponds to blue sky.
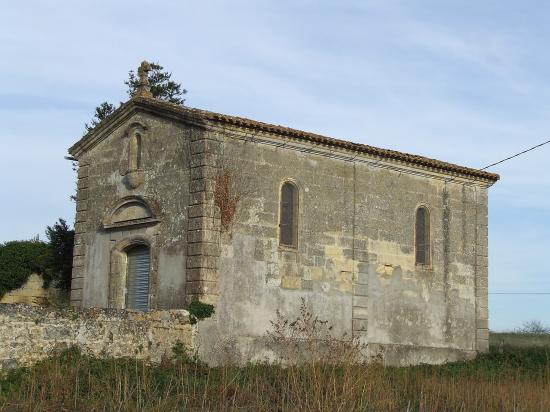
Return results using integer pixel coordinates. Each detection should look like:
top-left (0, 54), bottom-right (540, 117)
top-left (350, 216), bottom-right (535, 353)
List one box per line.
top-left (0, 1), bottom-right (548, 330)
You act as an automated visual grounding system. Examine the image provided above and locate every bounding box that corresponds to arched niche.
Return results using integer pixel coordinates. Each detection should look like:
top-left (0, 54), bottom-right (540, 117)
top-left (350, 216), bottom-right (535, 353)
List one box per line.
top-left (103, 196), bottom-right (161, 230)
top-left (122, 120), bottom-right (148, 189)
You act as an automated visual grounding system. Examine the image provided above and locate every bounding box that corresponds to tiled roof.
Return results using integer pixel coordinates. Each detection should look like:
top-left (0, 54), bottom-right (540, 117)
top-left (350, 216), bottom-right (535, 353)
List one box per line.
top-left (70, 97), bottom-right (500, 183)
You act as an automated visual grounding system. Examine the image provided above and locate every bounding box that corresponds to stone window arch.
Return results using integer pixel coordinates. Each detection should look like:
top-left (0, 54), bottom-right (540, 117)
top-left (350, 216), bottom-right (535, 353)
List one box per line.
top-left (415, 206), bottom-right (431, 265)
top-left (279, 181), bottom-right (299, 247)
top-left (109, 236), bottom-right (158, 310)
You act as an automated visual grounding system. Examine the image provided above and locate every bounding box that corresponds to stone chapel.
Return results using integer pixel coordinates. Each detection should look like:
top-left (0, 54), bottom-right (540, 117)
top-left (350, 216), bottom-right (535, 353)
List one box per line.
top-left (68, 62), bottom-right (499, 365)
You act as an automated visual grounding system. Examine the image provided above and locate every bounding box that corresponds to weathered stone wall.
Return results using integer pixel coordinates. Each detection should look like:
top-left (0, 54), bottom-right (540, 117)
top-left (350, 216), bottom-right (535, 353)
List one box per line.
top-left (72, 112), bottom-right (196, 309)
top-left (0, 274), bottom-right (60, 306)
top-left (186, 128), bottom-right (222, 305)
top-left (0, 304), bottom-right (195, 371)
top-left (69, 103), bottom-right (492, 366)
top-left (195, 128), bottom-right (488, 366)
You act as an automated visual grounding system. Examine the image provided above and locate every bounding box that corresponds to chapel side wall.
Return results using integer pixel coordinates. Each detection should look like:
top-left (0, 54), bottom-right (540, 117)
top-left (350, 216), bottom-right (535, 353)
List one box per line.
top-left (357, 170), bottom-right (482, 361)
top-left (199, 132), bottom-right (356, 364)
top-left (204, 131), bottom-right (486, 364)
top-left (71, 113), bottom-right (193, 309)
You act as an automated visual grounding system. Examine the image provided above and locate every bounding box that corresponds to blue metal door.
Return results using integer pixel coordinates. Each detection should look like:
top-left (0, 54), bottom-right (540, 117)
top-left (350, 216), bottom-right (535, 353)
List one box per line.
top-left (126, 245), bottom-right (150, 311)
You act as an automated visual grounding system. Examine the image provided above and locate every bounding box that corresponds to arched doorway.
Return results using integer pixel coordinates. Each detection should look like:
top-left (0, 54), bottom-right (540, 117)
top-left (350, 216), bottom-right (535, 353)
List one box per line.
top-left (125, 245), bottom-right (150, 311)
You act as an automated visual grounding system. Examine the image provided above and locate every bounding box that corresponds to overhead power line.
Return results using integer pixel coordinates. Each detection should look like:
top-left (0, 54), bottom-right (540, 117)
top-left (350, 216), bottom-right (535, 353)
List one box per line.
top-left (481, 139), bottom-right (550, 170)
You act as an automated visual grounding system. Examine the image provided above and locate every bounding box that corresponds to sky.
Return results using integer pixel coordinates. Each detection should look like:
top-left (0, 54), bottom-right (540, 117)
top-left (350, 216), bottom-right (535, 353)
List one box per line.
top-left (0, 0), bottom-right (548, 330)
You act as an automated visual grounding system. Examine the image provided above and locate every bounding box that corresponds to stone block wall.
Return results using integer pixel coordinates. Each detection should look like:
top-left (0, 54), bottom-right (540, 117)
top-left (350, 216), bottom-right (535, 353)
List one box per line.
top-left (0, 274), bottom-right (60, 306)
top-left (0, 304), bottom-right (195, 371)
top-left (475, 187), bottom-right (490, 352)
top-left (71, 113), bottom-right (192, 309)
top-left (186, 129), bottom-right (222, 305)
top-left (196, 128), bottom-right (491, 365)
top-left (71, 160), bottom-right (90, 306)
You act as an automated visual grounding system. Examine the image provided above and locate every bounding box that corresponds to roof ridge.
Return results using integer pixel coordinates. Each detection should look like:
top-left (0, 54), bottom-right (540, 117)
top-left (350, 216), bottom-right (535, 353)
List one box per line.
top-left (70, 97), bottom-right (500, 183)
top-left (174, 101), bottom-right (499, 182)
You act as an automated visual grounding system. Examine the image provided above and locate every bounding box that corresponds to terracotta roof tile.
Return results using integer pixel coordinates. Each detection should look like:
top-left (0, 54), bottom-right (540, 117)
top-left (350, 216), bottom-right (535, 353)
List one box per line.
top-left (70, 97), bottom-right (500, 183)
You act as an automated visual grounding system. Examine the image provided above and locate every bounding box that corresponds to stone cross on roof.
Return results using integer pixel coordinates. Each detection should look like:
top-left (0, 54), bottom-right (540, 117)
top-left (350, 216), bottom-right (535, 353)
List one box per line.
top-left (135, 60), bottom-right (153, 99)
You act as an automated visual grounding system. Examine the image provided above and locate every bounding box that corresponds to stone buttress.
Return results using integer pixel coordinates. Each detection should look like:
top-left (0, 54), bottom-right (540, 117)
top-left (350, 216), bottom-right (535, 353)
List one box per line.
top-left (186, 130), bottom-right (222, 305)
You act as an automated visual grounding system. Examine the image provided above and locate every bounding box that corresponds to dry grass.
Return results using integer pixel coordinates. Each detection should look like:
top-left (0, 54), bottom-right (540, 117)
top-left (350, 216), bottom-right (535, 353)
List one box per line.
top-left (266, 298), bottom-right (368, 365)
top-left (1, 304), bottom-right (549, 411)
top-left (2, 304), bottom-right (549, 411)
top-left (0, 344), bottom-right (548, 411)
top-left (491, 331), bottom-right (550, 350)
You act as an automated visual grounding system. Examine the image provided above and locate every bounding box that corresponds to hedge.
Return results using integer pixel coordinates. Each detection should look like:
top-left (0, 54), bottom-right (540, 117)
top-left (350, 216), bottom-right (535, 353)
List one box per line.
top-left (0, 240), bottom-right (51, 298)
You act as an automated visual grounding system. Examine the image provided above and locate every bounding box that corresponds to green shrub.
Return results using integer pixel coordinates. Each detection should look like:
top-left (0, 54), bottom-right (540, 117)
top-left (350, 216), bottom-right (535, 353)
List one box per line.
top-left (45, 219), bottom-right (74, 290)
top-left (172, 340), bottom-right (202, 365)
top-left (0, 219), bottom-right (75, 297)
top-left (187, 300), bottom-right (215, 325)
top-left (0, 240), bottom-right (51, 297)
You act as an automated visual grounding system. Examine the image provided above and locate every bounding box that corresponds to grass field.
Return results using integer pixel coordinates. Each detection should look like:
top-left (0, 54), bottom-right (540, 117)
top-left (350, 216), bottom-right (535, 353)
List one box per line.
top-left (491, 332), bottom-right (550, 349)
top-left (0, 334), bottom-right (549, 411)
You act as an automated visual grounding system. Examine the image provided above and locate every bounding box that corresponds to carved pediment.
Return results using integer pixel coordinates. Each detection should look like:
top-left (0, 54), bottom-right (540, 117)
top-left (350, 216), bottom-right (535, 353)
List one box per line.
top-left (103, 196), bottom-right (160, 230)
top-left (112, 200), bottom-right (151, 222)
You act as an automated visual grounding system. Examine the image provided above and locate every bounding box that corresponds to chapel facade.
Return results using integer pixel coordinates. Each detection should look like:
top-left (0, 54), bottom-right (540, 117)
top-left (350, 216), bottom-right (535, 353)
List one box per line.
top-left (68, 63), bottom-right (499, 365)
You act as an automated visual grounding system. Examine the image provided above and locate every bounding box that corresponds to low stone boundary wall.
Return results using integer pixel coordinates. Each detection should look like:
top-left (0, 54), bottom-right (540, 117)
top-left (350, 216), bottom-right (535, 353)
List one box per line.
top-left (0, 304), bottom-right (195, 371)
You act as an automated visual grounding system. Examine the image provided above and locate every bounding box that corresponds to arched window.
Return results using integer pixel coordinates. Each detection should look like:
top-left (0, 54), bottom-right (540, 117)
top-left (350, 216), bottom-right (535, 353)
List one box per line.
top-left (279, 182), bottom-right (298, 247)
top-left (128, 132), bottom-right (142, 171)
top-left (415, 206), bottom-right (431, 265)
top-left (125, 244), bottom-right (150, 311)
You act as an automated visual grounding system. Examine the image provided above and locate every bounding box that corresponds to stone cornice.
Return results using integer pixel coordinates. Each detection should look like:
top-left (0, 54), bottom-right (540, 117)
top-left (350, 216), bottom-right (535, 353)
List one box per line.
top-left (69, 97), bottom-right (500, 185)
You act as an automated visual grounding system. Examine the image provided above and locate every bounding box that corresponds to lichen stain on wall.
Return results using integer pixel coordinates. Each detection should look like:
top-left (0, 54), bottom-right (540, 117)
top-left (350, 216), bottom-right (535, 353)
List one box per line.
top-left (368, 238), bottom-right (416, 274)
top-left (322, 244), bottom-right (356, 293)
